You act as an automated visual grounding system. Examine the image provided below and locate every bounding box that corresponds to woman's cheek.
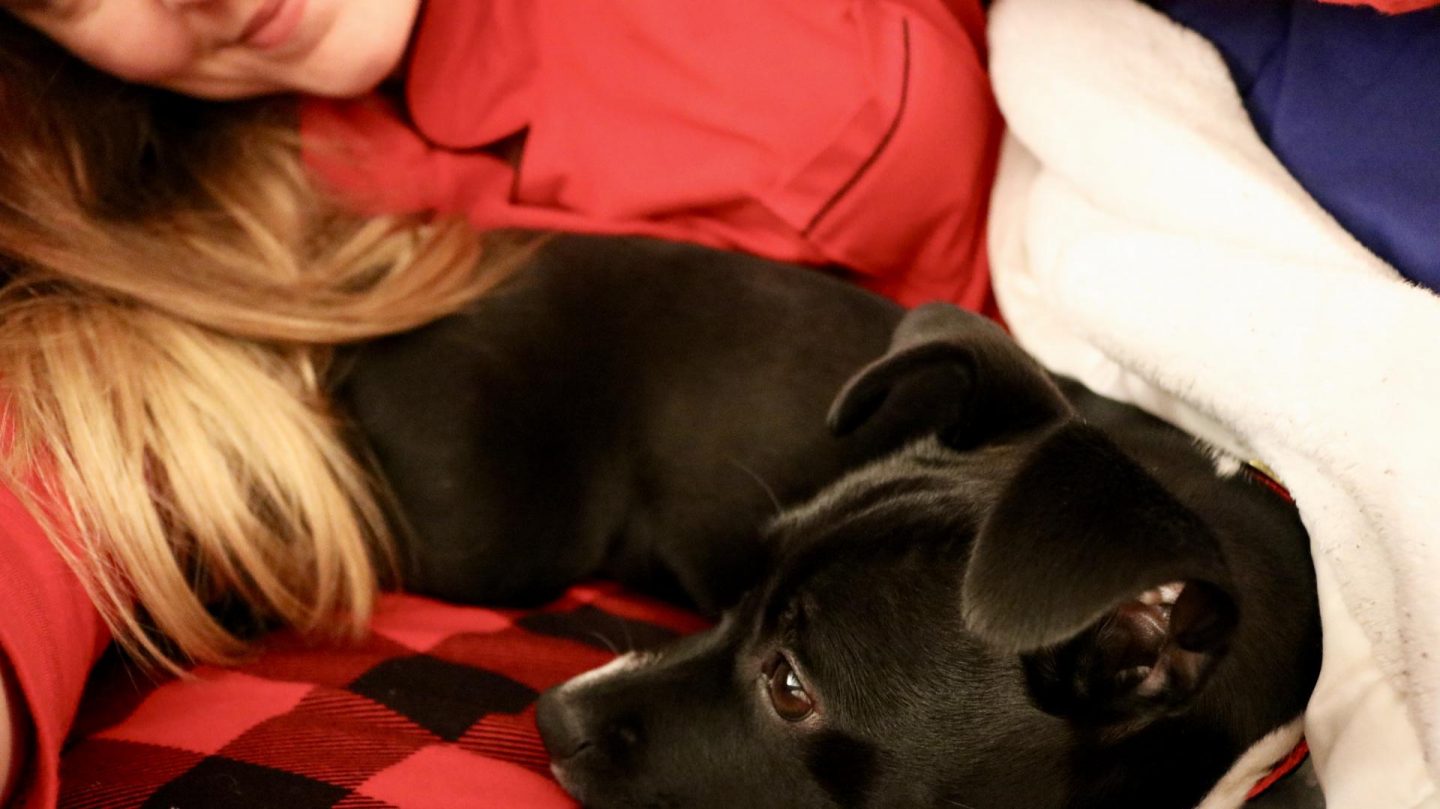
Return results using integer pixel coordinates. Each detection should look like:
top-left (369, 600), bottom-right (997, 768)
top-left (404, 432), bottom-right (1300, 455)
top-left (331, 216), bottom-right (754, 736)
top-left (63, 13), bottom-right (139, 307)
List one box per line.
top-left (73, 26), bottom-right (202, 86)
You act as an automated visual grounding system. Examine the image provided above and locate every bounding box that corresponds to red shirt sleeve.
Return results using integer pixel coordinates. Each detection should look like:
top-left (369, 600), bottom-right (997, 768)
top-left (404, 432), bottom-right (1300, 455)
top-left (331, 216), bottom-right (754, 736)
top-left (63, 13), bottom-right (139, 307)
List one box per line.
top-left (1318, 0), bottom-right (1440, 11)
top-left (0, 466), bottom-right (108, 808)
top-left (301, 0), bottom-right (1001, 315)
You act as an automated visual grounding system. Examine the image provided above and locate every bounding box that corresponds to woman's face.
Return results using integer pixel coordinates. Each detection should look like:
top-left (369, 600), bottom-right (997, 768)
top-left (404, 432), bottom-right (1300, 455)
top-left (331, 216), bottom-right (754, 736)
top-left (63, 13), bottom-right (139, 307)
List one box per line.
top-left (4, 0), bottom-right (421, 98)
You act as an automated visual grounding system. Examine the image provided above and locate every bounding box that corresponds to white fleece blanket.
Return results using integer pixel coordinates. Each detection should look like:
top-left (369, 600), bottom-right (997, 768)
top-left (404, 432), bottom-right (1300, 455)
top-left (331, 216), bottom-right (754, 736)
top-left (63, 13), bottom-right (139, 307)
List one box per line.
top-left (985, 1), bottom-right (1440, 807)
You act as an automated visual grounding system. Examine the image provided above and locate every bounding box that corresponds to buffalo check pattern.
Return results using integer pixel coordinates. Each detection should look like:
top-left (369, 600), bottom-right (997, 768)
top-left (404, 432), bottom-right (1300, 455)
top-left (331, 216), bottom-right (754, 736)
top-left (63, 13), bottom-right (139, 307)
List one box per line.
top-left (57, 585), bottom-right (708, 809)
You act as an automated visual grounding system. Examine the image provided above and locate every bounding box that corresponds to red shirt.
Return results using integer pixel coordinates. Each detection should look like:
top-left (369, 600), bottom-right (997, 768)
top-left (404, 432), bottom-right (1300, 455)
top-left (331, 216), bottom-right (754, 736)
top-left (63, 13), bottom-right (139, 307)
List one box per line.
top-left (0, 454), bottom-right (107, 809)
top-left (302, 0), bottom-right (1003, 313)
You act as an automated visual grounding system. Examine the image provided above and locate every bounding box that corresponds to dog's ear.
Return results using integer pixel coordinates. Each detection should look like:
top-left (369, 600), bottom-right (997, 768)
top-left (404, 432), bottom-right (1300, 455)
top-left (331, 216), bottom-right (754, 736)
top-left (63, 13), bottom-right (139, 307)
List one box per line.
top-left (962, 422), bottom-right (1239, 725)
top-left (828, 304), bottom-right (1070, 448)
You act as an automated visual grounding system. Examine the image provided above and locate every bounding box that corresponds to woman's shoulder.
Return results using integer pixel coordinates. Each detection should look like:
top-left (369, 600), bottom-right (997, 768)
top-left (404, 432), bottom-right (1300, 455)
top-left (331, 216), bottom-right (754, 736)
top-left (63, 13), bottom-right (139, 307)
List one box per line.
top-left (0, 473), bottom-right (109, 808)
top-left (303, 0), bottom-right (1001, 311)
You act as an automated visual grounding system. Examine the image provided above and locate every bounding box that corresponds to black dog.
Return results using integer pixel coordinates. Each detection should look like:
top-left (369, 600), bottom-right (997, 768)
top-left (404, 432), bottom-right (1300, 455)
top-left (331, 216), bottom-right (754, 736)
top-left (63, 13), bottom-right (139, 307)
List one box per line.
top-left (337, 235), bottom-right (1320, 809)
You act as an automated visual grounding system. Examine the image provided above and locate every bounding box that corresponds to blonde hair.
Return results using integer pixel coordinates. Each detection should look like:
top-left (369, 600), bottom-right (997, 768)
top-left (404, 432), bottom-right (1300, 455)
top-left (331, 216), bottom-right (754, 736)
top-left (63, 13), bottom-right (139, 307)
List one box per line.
top-left (0, 17), bottom-right (511, 668)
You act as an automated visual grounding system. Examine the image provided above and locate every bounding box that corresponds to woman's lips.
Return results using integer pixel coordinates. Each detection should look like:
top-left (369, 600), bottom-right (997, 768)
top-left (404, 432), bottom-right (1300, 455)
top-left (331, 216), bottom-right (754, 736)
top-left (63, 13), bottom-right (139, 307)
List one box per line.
top-left (238, 0), bottom-right (307, 50)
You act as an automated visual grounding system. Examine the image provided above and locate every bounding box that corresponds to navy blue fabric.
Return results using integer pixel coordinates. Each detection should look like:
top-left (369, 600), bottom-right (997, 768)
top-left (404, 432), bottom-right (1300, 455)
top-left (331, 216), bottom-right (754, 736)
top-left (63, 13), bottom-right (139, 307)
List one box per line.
top-left (1156, 0), bottom-right (1440, 293)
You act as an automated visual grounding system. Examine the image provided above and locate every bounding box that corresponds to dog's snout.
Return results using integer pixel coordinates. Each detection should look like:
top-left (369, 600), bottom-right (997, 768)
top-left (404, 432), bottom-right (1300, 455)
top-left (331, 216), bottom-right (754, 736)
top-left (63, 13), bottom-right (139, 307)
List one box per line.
top-left (539, 686), bottom-right (647, 754)
top-left (537, 688), bottom-right (592, 760)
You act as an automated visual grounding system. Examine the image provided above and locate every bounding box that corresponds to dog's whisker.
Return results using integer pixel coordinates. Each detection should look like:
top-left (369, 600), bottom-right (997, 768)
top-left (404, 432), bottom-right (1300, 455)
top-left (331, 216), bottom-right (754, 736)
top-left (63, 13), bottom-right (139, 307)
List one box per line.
top-left (586, 630), bottom-right (621, 655)
top-left (729, 458), bottom-right (783, 516)
top-left (612, 613), bottom-right (637, 654)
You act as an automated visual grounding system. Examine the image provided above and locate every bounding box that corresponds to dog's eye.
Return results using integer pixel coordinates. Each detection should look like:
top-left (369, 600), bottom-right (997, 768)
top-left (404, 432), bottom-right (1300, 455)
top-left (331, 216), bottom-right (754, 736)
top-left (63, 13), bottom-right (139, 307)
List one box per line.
top-left (764, 653), bottom-right (815, 722)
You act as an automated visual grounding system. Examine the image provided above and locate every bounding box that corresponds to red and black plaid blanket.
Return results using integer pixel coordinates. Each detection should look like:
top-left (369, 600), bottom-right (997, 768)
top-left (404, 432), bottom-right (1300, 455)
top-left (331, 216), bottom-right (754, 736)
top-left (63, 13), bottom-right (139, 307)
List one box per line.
top-left (57, 585), bottom-right (708, 809)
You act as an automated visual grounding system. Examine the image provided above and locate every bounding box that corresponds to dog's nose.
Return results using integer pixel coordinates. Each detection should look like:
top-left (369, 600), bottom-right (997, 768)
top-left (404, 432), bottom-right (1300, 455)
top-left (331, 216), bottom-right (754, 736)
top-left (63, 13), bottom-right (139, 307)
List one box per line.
top-left (537, 687), bottom-right (592, 760)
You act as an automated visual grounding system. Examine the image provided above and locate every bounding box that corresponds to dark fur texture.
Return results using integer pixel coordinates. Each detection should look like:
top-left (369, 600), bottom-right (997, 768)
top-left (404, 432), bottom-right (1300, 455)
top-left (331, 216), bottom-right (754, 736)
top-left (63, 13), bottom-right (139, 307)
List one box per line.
top-left (337, 235), bottom-right (919, 611)
top-left (335, 235), bottom-right (1321, 809)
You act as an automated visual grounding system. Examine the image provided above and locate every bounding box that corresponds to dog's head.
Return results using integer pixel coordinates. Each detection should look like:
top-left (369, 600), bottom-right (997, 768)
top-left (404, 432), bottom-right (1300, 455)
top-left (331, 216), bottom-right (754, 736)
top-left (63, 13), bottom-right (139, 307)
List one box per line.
top-left (537, 305), bottom-right (1317, 809)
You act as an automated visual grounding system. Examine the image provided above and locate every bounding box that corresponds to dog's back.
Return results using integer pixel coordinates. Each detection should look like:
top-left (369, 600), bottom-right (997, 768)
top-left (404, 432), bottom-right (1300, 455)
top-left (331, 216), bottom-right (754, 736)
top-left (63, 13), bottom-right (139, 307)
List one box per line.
top-left (337, 234), bottom-right (912, 611)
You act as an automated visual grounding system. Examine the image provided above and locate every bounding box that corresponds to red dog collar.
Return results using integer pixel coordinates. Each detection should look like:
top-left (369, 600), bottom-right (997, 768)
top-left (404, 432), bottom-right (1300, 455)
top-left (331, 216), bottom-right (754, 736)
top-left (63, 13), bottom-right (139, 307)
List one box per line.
top-left (1239, 460), bottom-right (1308, 802)
top-left (1246, 739), bottom-right (1311, 801)
top-left (1241, 460), bottom-right (1294, 504)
